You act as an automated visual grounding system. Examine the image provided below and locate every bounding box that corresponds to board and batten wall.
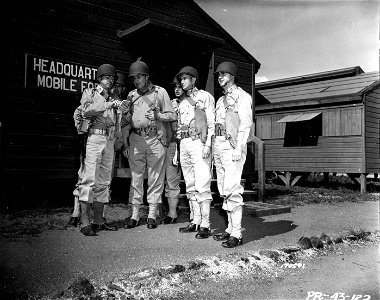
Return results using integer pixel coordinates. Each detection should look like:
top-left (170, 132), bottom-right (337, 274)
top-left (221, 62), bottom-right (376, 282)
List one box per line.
top-left (254, 105), bottom-right (365, 173)
top-left (365, 87), bottom-right (380, 174)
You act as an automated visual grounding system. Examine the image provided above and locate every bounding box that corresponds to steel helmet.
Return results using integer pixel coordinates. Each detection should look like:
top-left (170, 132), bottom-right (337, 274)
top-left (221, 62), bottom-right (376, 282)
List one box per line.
top-left (129, 61), bottom-right (149, 76)
top-left (116, 72), bottom-right (127, 85)
top-left (172, 76), bottom-right (180, 85)
top-left (96, 64), bottom-right (118, 80)
top-left (176, 66), bottom-right (199, 83)
top-left (215, 61), bottom-right (238, 78)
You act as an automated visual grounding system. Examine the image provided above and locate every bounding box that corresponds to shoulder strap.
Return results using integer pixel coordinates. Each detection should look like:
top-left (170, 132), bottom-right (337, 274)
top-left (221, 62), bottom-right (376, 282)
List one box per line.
top-left (184, 96), bottom-right (197, 106)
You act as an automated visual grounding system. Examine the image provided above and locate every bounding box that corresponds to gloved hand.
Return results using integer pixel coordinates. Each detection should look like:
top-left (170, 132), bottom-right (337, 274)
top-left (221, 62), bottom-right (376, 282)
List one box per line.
top-left (122, 144), bottom-right (130, 158)
top-left (112, 100), bottom-right (122, 109)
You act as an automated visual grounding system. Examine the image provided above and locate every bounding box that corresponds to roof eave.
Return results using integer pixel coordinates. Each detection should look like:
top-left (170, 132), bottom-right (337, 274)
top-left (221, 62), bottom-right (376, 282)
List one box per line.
top-left (255, 94), bottom-right (363, 112)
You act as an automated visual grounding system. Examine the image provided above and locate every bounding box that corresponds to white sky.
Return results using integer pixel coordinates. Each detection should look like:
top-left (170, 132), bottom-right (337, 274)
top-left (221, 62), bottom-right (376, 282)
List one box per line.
top-left (195, 0), bottom-right (379, 82)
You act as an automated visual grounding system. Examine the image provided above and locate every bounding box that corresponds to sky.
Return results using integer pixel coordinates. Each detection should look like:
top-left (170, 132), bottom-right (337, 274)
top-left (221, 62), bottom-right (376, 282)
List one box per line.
top-left (195, 0), bottom-right (379, 82)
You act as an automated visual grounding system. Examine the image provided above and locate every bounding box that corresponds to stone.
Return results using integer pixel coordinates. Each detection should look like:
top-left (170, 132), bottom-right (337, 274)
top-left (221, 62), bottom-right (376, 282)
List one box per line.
top-left (310, 236), bottom-right (324, 249)
top-left (320, 233), bottom-right (332, 245)
top-left (297, 237), bottom-right (312, 249)
top-left (259, 250), bottom-right (280, 261)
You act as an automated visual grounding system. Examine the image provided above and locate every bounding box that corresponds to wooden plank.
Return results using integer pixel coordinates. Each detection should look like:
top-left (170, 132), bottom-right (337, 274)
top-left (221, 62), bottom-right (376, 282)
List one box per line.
top-left (243, 201), bottom-right (291, 217)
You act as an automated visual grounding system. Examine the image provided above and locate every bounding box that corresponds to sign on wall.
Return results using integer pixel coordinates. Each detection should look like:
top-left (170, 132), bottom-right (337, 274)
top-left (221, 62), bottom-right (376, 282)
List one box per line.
top-left (25, 54), bottom-right (98, 93)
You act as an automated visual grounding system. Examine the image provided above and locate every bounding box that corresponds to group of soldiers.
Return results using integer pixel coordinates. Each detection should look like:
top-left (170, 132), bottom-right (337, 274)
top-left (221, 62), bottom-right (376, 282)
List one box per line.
top-left (68, 59), bottom-right (253, 248)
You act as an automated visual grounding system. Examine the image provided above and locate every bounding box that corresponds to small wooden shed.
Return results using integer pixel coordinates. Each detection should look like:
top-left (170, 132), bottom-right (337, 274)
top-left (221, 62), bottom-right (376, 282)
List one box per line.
top-left (254, 66), bottom-right (379, 192)
top-left (3, 0), bottom-right (260, 208)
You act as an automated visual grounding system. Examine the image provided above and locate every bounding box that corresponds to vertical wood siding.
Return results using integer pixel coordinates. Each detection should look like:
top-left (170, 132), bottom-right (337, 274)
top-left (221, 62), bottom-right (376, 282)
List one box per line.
top-left (365, 87), bottom-right (380, 173)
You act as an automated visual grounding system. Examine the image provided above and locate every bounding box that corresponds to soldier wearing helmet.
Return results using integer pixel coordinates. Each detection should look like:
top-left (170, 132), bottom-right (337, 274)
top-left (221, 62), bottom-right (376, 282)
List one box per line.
top-left (213, 61), bottom-right (254, 248)
top-left (176, 66), bottom-right (215, 239)
top-left (113, 72), bottom-right (128, 99)
top-left (121, 60), bottom-right (177, 230)
top-left (160, 76), bottom-right (186, 225)
top-left (75, 63), bottom-right (126, 236)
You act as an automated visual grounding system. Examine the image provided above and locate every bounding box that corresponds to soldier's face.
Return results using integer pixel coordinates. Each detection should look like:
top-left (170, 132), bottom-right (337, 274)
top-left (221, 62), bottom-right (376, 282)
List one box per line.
top-left (100, 75), bottom-right (115, 89)
top-left (180, 74), bottom-right (195, 91)
top-left (174, 84), bottom-right (184, 98)
top-left (114, 83), bottom-right (125, 96)
top-left (218, 72), bottom-right (233, 88)
top-left (131, 73), bottom-right (149, 90)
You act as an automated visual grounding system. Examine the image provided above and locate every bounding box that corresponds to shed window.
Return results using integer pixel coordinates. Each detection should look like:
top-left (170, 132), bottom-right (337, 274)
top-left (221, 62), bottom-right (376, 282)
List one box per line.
top-left (277, 112), bottom-right (322, 147)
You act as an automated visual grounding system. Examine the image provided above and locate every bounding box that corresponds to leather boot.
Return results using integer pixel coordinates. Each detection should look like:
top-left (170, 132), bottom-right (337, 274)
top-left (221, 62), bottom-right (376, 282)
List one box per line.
top-left (222, 236), bottom-right (243, 248)
top-left (179, 223), bottom-right (199, 233)
top-left (195, 227), bottom-right (210, 239)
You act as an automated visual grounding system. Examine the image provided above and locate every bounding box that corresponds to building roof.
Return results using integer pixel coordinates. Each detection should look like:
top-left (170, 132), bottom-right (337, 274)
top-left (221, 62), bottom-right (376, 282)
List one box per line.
top-left (257, 70), bottom-right (379, 105)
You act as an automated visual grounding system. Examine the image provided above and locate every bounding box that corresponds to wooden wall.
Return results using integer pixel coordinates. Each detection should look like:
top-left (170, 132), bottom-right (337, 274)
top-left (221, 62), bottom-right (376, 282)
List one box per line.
top-left (365, 87), bottom-right (380, 173)
top-left (255, 105), bottom-right (365, 173)
top-left (4, 0), bottom-right (256, 207)
top-left (254, 136), bottom-right (364, 173)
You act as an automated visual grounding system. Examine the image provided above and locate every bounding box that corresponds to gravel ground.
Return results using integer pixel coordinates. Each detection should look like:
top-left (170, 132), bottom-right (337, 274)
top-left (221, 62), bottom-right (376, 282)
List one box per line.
top-left (0, 200), bottom-right (378, 299)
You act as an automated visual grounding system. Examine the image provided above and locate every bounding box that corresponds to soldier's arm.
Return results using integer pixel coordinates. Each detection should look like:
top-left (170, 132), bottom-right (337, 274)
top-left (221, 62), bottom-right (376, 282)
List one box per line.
top-left (204, 93), bottom-right (215, 147)
top-left (81, 88), bottom-right (115, 118)
top-left (236, 92), bottom-right (253, 150)
top-left (155, 89), bottom-right (178, 122)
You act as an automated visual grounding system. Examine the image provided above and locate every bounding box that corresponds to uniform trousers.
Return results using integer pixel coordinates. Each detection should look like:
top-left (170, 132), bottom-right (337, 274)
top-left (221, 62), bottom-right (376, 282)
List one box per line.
top-left (180, 137), bottom-right (212, 228)
top-left (128, 132), bottom-right (166, 208)
top-left (78, 133), bottom-right (115, 204)
top-left (213, 136), bottom-right (247, 238)
top-left (164, 141), bottom-right (181, 218)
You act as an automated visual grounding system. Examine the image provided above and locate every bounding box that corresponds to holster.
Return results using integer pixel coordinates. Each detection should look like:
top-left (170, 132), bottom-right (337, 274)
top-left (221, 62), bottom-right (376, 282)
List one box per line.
top-left (194, 107), bottom-right (208, 143)
top-left (225, 110), bottom-right (240, 148)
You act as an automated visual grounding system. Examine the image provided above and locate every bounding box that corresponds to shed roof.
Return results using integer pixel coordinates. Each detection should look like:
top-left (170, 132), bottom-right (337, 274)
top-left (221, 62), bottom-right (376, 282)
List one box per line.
top-left (257, 71), bottom-right (379, 106)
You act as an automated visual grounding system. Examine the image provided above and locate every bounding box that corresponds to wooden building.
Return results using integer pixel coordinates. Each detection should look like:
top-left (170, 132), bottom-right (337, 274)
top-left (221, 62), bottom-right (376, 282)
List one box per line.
top-left (255, 66), bottom-right (380, 192)
top-left (4, 0), bottom-right (260, 208)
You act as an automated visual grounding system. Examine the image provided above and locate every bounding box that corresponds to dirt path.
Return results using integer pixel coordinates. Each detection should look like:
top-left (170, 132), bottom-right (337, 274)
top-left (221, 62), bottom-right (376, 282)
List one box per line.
top-left (0, 201), bottom-right (378, 299)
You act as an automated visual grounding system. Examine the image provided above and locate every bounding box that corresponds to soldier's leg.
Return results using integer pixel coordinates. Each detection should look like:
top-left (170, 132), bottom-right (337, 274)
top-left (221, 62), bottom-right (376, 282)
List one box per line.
top-left (163, 142), bottom-right (181, 222)
top-left (78, 134), bottom-right (105, 236)
top-left (127, 133), bottom-right (146, 226)
top-left (179, 139), bottom-right (199, 232)
top-left (221, 145), bottom-right (247, 248)
top-left (146, 137), bottom-right (166, 229)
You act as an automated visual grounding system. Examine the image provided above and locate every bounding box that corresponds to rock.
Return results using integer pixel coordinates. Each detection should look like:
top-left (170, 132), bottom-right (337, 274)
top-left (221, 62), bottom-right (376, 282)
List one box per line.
top-left (297, 237), bottom-right (312, 249)
top-left (67, 276), bottom-right (95, 297)
top-left (333, 236), bottom-right (343, 243)
top-left (320, 233), bottom-right (332, 245)
top-left (259, 250), bottom-right (280, 261)
top-left (346, 234), bottom-right (358, 241)
top-left (159, 264), bottom-right (186, 275)
top-left (310, 236), bottom-right (324, 249)
top-left (188, 260), bottom-right (207, 270)
top-left (279, 246), bottom-right (301, 254)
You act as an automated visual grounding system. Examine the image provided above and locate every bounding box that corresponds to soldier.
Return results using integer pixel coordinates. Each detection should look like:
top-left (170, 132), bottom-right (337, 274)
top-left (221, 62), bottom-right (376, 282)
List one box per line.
top-left (176, 66), bottom-right (215, 239)
top-left (160, 77), bottom-right (185, 224)
top-left (122, 61), bottom-right (177, 230)
top-left (76, 63), bottom-right (125, 236)
top-left (68, 71), bottom-right (128, 229)
top-left (212, 61), bottom-right (253, 248)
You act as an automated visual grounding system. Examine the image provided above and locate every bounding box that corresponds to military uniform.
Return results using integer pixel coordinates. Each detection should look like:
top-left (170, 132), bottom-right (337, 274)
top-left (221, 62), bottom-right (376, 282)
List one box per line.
top-left (177, 87), bottom-right (215, 234)
top-left (214, 84), bottom-right (253, 243)
top-left (125, 83), bottom-right (176, 225)
top-left (77, 85), bottom-right (121, 234)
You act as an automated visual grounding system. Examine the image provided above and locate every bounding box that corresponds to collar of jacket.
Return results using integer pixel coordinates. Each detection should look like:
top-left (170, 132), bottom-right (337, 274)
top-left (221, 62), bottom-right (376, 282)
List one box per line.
top-left (186, 87), bottom-right (198, 97)
top-left (223, 84), bottom-right (237, 95)
top-left (137, 82), bottom-right (154, 95)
